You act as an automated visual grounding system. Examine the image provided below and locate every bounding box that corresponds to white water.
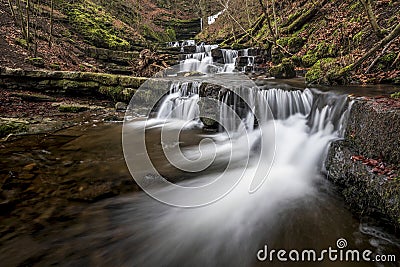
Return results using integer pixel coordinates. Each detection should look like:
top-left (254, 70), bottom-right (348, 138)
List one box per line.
top-left (180, 43), bottom-right (243, 74)
top-left (121, 83), bottom-right (353, 266)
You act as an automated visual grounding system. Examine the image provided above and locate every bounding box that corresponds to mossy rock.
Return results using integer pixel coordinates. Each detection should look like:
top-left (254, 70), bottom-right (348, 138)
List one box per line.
top-left (269, 58), bottom-right (296, 79)
top-left (391, 92), bottom-right (400, 99)
top-left (302, 53), bottom-right (318, 67)
top-left (271, 46), bottom-right (284, 65)
top-left (58, 104), bottom-right (89, 113)
top-left (291, 55), bottom-right (303, 67)
top-left (302, 41), bottom-right (337, 68)
top-left (276, 36), bottom-right (305, 53)
top-left (306, 58), bottom-right (348, 85)
top-left (66, 1), bottom-right (131, 50)
top-left (0, 122), bottom-right (27, 137)
top-left (98, 86), bottom-right (126, 101)
top-left (26, 57), bottom-right (45, 67)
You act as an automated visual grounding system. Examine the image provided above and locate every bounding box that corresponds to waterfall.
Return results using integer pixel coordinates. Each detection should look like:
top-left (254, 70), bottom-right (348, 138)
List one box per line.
top-left (180, 46), bottom-right (242, 74)
top-left (221, 49), bottom-right (239, 72)
top-left (156, 81), bottom-right (202, 123)
top-left (154, 82), bottom-right (350, 136)
top-left (121, 82), bottom-right (354, 267)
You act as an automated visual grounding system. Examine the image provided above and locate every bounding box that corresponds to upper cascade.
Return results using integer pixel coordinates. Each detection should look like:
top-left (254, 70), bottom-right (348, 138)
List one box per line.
top-left (172, 41), bottom-right (269, 75)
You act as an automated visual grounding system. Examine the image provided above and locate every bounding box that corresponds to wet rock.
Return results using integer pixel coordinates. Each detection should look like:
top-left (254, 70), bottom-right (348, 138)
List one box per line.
top-left (183, 46), bottom-right (197, 53)
top-left (326, 140), bottom-right (400, 228)
top-left (211, 48), bottom-right (224, 63)
top-left (177, 71), bottom-right (206, 77)
top-left (326, 98), bottom-right (400, 228)
top-left (200, 117), bottom-right (219, 130)
top-left (345, 99), bottom-right (400, 165)
top-left (115, 102), bottom-right (127, 112)
top-left (22, 163), bottom-right (37, 172)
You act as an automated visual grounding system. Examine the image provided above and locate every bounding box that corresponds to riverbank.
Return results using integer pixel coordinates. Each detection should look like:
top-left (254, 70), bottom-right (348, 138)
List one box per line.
top-left (326, 96), bottom-right (400, 229)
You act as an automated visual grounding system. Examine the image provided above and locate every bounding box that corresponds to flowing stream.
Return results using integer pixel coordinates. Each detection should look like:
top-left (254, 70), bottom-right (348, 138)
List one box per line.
top-left (1, 44), bottom-right (399, 266)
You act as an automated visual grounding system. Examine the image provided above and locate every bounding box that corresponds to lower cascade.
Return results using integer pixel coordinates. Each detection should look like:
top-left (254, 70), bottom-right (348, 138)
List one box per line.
top-left (117, 79), bottom-right (369, 266)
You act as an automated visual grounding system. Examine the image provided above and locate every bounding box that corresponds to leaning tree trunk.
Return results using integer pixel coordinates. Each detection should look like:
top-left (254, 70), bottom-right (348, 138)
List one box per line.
top-left (281, 0), bottom-right (329, 33)
top-left (341, 22), bottom-right (400, 73)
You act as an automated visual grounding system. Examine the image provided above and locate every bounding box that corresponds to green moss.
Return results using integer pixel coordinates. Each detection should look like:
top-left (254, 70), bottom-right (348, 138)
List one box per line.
top-left (269, 58), bottom-right (296, 79)
top-left (98, 85), bottom-right (125, 101)
top-left (277, 36), bottom-right (305, 53)
top-left (302, 53), bottom-right (318, 67)
top-left (379, 52), bottom-right (396, 64)
top-left (26, 57), bottom-right (44, 67)
top-left (291, 55), bottom-right (302, 67)
top-left (165, 28), bottom-right (176, 41)
top-left (315, 41), bottom-right (337, 58)
top-left (15, 38), bottom-right (28, 48)
top-left (66, 0), bottom-right (131, 50)
top-left (306, 58), bottom-right (337, 84)
top-left (391, 92), bottom-right (400, 99)
top-left (0, 122), bottom-right (28, 137)
top-left (350, 1), bottom-right (361, 10)
top-left (353, 30), bottom-right (364, 45)
top-left (302, 41), bottom-right (337, 68)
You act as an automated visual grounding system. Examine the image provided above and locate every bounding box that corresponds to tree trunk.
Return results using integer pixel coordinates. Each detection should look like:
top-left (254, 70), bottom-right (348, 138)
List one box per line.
top-left (7, 0), bottom-right (18, 25)
top-left (26, 0), bottom-right (30, 48)
top-left (16, 0), bottom-right (27, 40)
top-left (281, 0), bottom-right (329, 33)
top-left (258, 0), bottom-right (275, 43)
top-left (342, 22), bottom-right (400, 73)
top-left (49, 0), bottom-right (54, 47)
top-left (359, 0), bottom-right (383, 37)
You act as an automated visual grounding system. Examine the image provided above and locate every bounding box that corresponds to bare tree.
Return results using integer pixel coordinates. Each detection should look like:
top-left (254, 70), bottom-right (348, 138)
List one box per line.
top-left (49, 0), bottom-right (54, 47)
top-left (7, 0), bottom-right (18, 25)
top-left (359, 0), bottom-right (383, 37)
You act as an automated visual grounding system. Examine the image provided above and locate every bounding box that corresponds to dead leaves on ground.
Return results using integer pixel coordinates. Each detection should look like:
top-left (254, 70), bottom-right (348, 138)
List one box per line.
top-left (351, 154), bottom-right (398, 179)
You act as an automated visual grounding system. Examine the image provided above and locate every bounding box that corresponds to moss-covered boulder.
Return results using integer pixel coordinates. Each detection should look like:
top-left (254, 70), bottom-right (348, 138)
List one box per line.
top-left (0, 122), bottom-right (27, 137)
top-left (305, 58), bottom-right (348, 85)
top-left (269, 58), bottom-right (296, 79)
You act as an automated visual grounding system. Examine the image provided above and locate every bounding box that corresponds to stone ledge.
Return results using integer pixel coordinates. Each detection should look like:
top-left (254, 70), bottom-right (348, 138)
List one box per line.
top-left (326, 97), bottom-right (400, 228)
top-left (0, 67), bottom-right (147, 102)
top-left (345, 98), bottom-right (400, 165)
top-left (326, 140), bottom-right (400, 227)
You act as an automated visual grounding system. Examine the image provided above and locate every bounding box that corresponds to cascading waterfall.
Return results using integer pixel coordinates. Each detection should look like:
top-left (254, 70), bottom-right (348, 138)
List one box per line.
top-left (156, 81), bottom-right (202, 123)
top-left (180, 43), bottom-right (242, 74)
top-left (120, 82), bottom-right (356, 266)
top-left (221, 49), bottom-right (239, 72)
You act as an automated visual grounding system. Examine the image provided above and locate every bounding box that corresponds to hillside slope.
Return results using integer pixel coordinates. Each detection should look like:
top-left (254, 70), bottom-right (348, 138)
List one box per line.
top-left (198, 0), bottom-right (400, 84)
top-left (0, 0), bottom-right (220, 73)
